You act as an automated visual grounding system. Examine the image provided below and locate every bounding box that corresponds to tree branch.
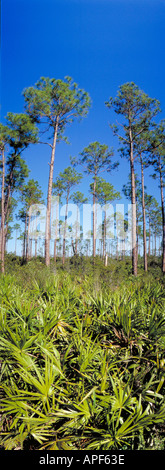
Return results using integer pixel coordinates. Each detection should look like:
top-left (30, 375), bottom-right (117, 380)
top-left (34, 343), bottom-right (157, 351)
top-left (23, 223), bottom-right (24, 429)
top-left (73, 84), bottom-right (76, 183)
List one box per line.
top-left (38, 141), bottom-right (53, 149)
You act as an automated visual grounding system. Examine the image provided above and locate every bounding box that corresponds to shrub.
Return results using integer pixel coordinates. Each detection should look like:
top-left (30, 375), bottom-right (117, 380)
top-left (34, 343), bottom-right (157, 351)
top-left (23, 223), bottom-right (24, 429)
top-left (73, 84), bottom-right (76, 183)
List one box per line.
top-left (0, 258), bottom-right (165, 450)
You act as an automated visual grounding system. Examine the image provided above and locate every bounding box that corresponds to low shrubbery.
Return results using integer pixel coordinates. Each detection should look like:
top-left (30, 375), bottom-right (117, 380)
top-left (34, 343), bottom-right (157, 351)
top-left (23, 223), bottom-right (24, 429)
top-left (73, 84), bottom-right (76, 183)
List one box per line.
top-left (0, 256), bottom-right (165, 450)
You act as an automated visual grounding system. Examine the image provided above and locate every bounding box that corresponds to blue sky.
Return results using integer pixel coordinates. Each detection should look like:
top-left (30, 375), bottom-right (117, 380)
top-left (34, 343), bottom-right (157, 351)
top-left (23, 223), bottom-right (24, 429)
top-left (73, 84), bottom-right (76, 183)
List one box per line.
top-left (1, 0), bottom-right (165, 254)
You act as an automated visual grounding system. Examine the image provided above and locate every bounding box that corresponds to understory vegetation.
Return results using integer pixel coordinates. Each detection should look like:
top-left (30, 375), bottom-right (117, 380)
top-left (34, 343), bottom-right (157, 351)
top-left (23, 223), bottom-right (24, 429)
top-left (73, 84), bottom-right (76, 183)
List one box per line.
top-left (0, 255), bottom-right (165, 450)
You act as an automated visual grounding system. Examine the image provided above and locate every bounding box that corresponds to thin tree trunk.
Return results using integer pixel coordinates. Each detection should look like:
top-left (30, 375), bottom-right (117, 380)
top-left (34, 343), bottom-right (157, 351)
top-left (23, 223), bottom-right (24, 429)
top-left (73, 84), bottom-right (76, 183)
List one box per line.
top-left (26, 208), bottom-right (31, 261)
top-left (45, 117), bottom-right (59, 266)
top-left (35, 239), bottom-right (37, 258)
top-left (123, 237), bottom-right (125, 259)
top-left (129, 117), bottom-right (137, 276)
top-left (136, 211), bottom-right (139, 261)
top-left (23, 211), bottom-right (28, 260)
top-left (75, 205), bottom-right (79, 255)
top-left (148, 216), bottom-right (151, 256)
top-left (116, 234), bottom-right (118, 260)
top-left (140, 156), bottom-right (148, 271)
top-left (159, 236), bottom-right (162, 256)
top-left (35, 212), bottom-right (38, 258)
top-left (54, 197), bottom-right (59, 263)
top-left (159, 156), bottom-right (165, 272)
top-left (0, 156), bottom-right (15, 252)
top-left (4, 156), bottom-right (16, 223)
top-left (152, 234), bottom-right (154, 255)
top-left (30, 239), bottom-right (33, 258)
top-left (54, 209), bottom-right (58, 263)
top-left (93, 177), bottom-right (96, 260)
top-left (1, 149), bottom-right (5, 273)
top-left (104, 209), bottom-right (107, 264)
top-left (15, 230), bottom-right (18, 256)
top-left (63, 191), bottom-right (69, 266)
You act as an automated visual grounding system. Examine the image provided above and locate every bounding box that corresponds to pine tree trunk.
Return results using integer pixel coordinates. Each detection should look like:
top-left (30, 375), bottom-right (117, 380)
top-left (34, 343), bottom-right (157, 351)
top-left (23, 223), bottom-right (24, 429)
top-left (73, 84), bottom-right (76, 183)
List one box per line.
top-left (129, 120), bottom-right (137, 276)
top-left (63, 191), bottom-right (69, 266)
top-left (116, 235), bottom-right (118, 260)
top-left (140, 156), bottom-right (148, 271)
top-left (23, 212), bottom-right (28, 260)
top-left (15, 231), bottom-right (17, 256)
top-left (136, 211), bottom-right (139, 261)
top-left (4, 156), bottom-right (15, 225)
top-left (26, 210), bottom-right (31, 261)
top-left (1, 149), bottom-right (5, 273)
top-left (54, 198), bottom-right (59, 263)
top-left (75, 205), bottom-right (79, 255)
top-left (123, 237), bottom-right (125, 259)
top-left (104, 210), bottom-right (106, 264)
top-left (0, 231), bottom-right (1, 260)
top-left (148, 216), bottom-right (151, 256)
top-left (35, 213), bottom-right (38, 258)
top-left (35, 239), bottom-right (37, 258)
top-left (93, 177), bottom-right (96, 260)
top-left (45, 117), bottom-right (59, 267)
top-left (30, 239), bottom-right (33, 258)
top-left (159, 156), bottom-right (165, 273)
top-left (54, 239), bottom-right (57, 263)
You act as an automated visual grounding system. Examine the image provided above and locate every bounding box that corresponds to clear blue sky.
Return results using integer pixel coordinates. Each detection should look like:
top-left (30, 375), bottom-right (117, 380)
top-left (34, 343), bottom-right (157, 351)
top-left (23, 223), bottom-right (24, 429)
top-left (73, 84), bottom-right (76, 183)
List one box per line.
top-left (1, 0), bottom-right (165, 254)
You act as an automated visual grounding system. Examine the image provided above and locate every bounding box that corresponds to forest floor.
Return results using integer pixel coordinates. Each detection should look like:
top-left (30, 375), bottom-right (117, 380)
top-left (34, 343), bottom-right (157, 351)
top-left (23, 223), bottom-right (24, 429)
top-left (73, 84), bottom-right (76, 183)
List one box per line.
top-left (0, 254), bottom-right (165, 450)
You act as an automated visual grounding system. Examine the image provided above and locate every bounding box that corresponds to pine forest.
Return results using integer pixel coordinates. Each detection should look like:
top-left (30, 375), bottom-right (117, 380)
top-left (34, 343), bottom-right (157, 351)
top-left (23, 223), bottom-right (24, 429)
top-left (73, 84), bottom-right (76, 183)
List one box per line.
top-left (0, 76), bottom-right (165, 451)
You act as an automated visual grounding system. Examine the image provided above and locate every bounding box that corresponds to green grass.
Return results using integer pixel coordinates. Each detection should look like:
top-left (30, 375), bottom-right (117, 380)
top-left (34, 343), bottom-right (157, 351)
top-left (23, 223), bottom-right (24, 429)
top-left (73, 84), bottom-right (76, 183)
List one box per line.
top-left (0, 255), bottom-right (165, 450)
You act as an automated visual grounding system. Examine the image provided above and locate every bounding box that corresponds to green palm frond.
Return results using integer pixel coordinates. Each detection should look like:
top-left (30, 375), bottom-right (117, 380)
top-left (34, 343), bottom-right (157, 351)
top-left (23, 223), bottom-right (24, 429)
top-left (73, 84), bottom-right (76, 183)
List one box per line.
top-left (0, 268), bottom-right (165, 450)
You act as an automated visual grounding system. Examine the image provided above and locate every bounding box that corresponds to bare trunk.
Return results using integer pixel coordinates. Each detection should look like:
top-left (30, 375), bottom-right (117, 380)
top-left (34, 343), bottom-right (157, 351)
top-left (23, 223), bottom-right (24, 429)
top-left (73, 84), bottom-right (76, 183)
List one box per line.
top-left (103, 209), bottom-right (106, 264)
top-left (136, 211), bottom-right (139, 261)
top-left (116, 235), bottom-right (118, 260)
top-left (62, 191), bottom-right (69, 266)
top-left (26, 208), bottom-right (31, 261)
top-left (123, 237), bottom-right (125, 259)
top-left (23, 211), bottom-right (28, 260)
top-left (148, 216), bottom-right (151, 256)
top-left (45, 117), bottom-right (59, 266)
top-left (159, 156), bottom-right (165, 273)
top-left (4, 156), bottom-right (16, 223)
top-left (93, 177), bottom-right (96, 260)
top-left (35, 213), bottom-right (38, 258)
top-left (129, 118), bottom-right (137, 276)
top-left (54, 198), bottom-right (59, 263)
top-left (15, 230), bottom-right (18, 256)
top-left (0, 156), bottom-right (15, 255)
top-left (30, 239), bottom-right (33, 258)
top-left (35, 239), bottom-right (37, 258)
top-left (75, 205), bottom-right (79, 255)
top-left (140, 156), bottom-right (147, 271)
top-left (105, 253), bottom-right (108, 267)
top-left (54, 239), bottom-right (57, 263)
top-left (1, 149), bottom-right (5, 273)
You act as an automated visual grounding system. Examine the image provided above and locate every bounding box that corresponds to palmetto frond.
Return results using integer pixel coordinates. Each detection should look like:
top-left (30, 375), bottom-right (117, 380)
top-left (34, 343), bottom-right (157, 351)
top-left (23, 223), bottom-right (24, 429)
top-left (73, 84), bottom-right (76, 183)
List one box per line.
top-left (0, 271), bottom-right (165, 449)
